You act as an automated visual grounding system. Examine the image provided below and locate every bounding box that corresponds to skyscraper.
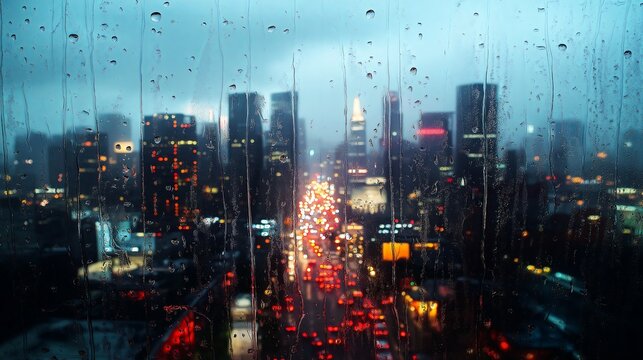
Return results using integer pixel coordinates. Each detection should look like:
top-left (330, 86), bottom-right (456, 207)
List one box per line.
top-left (348, 96), bottom-right (368, 181)
top-left (417, 112), bottom-right (453, 181)
top-left (455, 83), bottom-right (498, 192)
top-left (227, 93), bottom-right (264, 219)
top-left (382, 91), bottom-right (403, 218)
top-left (142, 113), bottom-right (198, 234)
top-left (551, 119), bottom-right (585, 182)
top-left (267, 91), bottom-right (300, 222)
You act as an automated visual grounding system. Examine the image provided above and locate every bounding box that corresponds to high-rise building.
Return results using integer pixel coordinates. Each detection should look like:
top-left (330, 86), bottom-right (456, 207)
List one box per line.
top-left (551, 119), bottom-right (584, 182)
top-left (267, 92), bottom-right (300, 221)
top-left (417, 112), bottom-right (453, 180)
top-left (142, 113), bottom-right (198, 234)
top-left (455, 83), bottom-right (498, 192)
top-left (348, 96), bottom-right (368, 181)
top-left (13, 131), bottom-right (49, 194)
top-left (382, 91), bottom-right (403, 218)
top-left (198, 119), bottom-right (224, 218)
top-left (99, 113), bottom-right (138, 208)
top-left (227, 93), bottom-right (264, 219)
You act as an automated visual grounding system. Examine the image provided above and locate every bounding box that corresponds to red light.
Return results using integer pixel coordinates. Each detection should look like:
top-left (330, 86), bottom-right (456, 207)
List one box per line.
top-left (499, 341), bottom-right (510, 351)
top-left (417, 128), bottom-right (446, 136)
top-left (285, 325), bottom-right (296, 332)
top-left (400, 331), bottom-right (407, 337)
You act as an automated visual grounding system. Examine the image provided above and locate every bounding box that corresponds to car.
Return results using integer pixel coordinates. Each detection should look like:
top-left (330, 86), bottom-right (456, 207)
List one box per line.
top-left (375, 351), bottom-right (394, 360)
top-left (368, 308), bottom-right (384, 321)
top-left (375, 339), bottom-right (390, 350)
top-left (317, 350), bottom-right (334, 359)
top-left (311, 337), bottom-right (323, 347)
top-left (373, 322), bottom-right (389, 337)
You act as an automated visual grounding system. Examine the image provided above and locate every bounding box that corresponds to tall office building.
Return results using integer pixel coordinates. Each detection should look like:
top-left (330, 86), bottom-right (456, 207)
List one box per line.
top-left (348, 96), bottom-right (368, 181)
top-left (551, 119), bottom-right (585, 182)
top-left (382, 91), bottom-right (403, 218)
top-left (417, 112), bottom-right (453, 181)
top-left (228, 93), bottom-right (264, 219)
top-left (99, 113), bottom-right (138, 208)
top-left (13, 131), bottom-right (49, 194)
top-left (142, 113), bottom-right (199, 234)
top-left (455, 83), bottom-right (498, 192)
top-left (198, 119), bottom-right (224, 218)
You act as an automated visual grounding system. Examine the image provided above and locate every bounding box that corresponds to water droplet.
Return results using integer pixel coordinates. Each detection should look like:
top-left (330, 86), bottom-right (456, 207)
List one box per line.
top-left (229, 84), bottom-right (236, 91)
top-left (558, 43), bottom-right (567, 51)
top-left (418, 33), bottom-right (423, 40)
top-left (367, 41), bottom-right (372, 46)
top-left (624, 50), bottom-right (632, 58)
top-left (163, 2), bottom-right (170, 7)
top-left (153, 136), bottom-right (161, 144)
top-left (115, 143), bottom-right (122, 150)
top-left (283, 28), bottom-right (289, 33)
top-left (21, 5), bottom-right (26, 11)
top-left (202, 21), bottom-right (207, 26)
top-left (24, 19), bottom-right (30, 25)
top-left (100, 23), bottom-right (108, 31)
top-left (472, 126), bottom-right (479, 133)
top-left (279, 154), bottom-right (288, 163)
top-left (366, 72), bottom-right (373, 79)
top-left (125, 145), bottom-right (132, 151)
top-left (68, 34), bottom-right (79, 43)
top-left (10, 34), bottom-right (16, 40)
top-left (538, 7), bottom-right (545, 13)
top-left (366, 9), bottom-right (375, 19)
top-left (267, 25), bottom-right (276, 32)
top-left (39, 26), bottom-right (45, 32)
top-left (150, 12), bottom-right (162, 22)
top-left (408, 86), bottom-right (413, 92)
top-left (410, 67), bottom-right (417, 75)
top-left (473, 12), bottom-right (479, 16)
top-left (111, 36), bottom-right (118, 42)
top-left (109, 59), bottom-right (117, 65)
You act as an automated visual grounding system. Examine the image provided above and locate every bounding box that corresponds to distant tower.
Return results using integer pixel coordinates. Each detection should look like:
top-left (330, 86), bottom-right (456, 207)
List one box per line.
top-left (418, 112), bottom-right (453, 181)
top-left (227, 93), bottom-right (264, 219)
top-left (142, 113), bottom-right (199, 234)
top-left (382, 91), bottom-right (403, 218)
top-left (348, 96), bottom-right (368, 181)
top-left (455, 83), bottom-right (498, 192)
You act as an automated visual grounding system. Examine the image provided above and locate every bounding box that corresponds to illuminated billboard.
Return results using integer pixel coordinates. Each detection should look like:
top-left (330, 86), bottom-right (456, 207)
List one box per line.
top-left (382, 242), bottom-right (410, 261)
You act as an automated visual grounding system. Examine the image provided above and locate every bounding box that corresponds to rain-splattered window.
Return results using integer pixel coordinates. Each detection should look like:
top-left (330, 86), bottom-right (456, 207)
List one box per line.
top-left (1, 1), bottom-right (640, 359)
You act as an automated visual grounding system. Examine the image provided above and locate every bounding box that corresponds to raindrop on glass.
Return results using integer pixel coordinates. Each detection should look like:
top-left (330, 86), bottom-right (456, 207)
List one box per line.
top-left (154, 136), bottom-right (161, 144)
top-left (473, 12), bottom-right (479, 16)
top-left (410, 67), bottom-right (417, 75)
top-left (150, 12), bottom-right (162, 22)
top-left (10, 34), bottom-right (16, 40)
top-left (109, 60), bottom-right (117, 65)
top-left (279, 154), bottom-right (288, 163)
top-left (111, 36), bottom-right (118, 42)
top-left (366, 9), bottom-right (375, 19)
top-left (68, 34), bottom-right (79, 43)
top-left (229, 84), bottom-right (237, 91)
top-left (624, 50), bottom-right (632, 58)
top-left (39, 26), bottom-right (45, 32)
top-left (366, 72), bottom-right (373, 79)
top-left (267, 25), bottom-right (276, 32)
top-left (163, 1), bottom-right (170, 7)
top-left (558, 43), bottom-right (567, 51)
top-left (418, 33), bottom-right (423, 40)
top-left (24, 19), bottom-right (30, 25)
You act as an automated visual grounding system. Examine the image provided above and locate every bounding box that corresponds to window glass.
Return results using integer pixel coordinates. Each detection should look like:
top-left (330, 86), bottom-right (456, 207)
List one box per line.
top-left (0, 1), bottom-right (640, 359)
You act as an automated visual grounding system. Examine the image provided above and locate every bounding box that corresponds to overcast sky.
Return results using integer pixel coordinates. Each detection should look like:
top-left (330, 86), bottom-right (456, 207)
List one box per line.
top-left (1, 0), bottom-right (640, 156)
